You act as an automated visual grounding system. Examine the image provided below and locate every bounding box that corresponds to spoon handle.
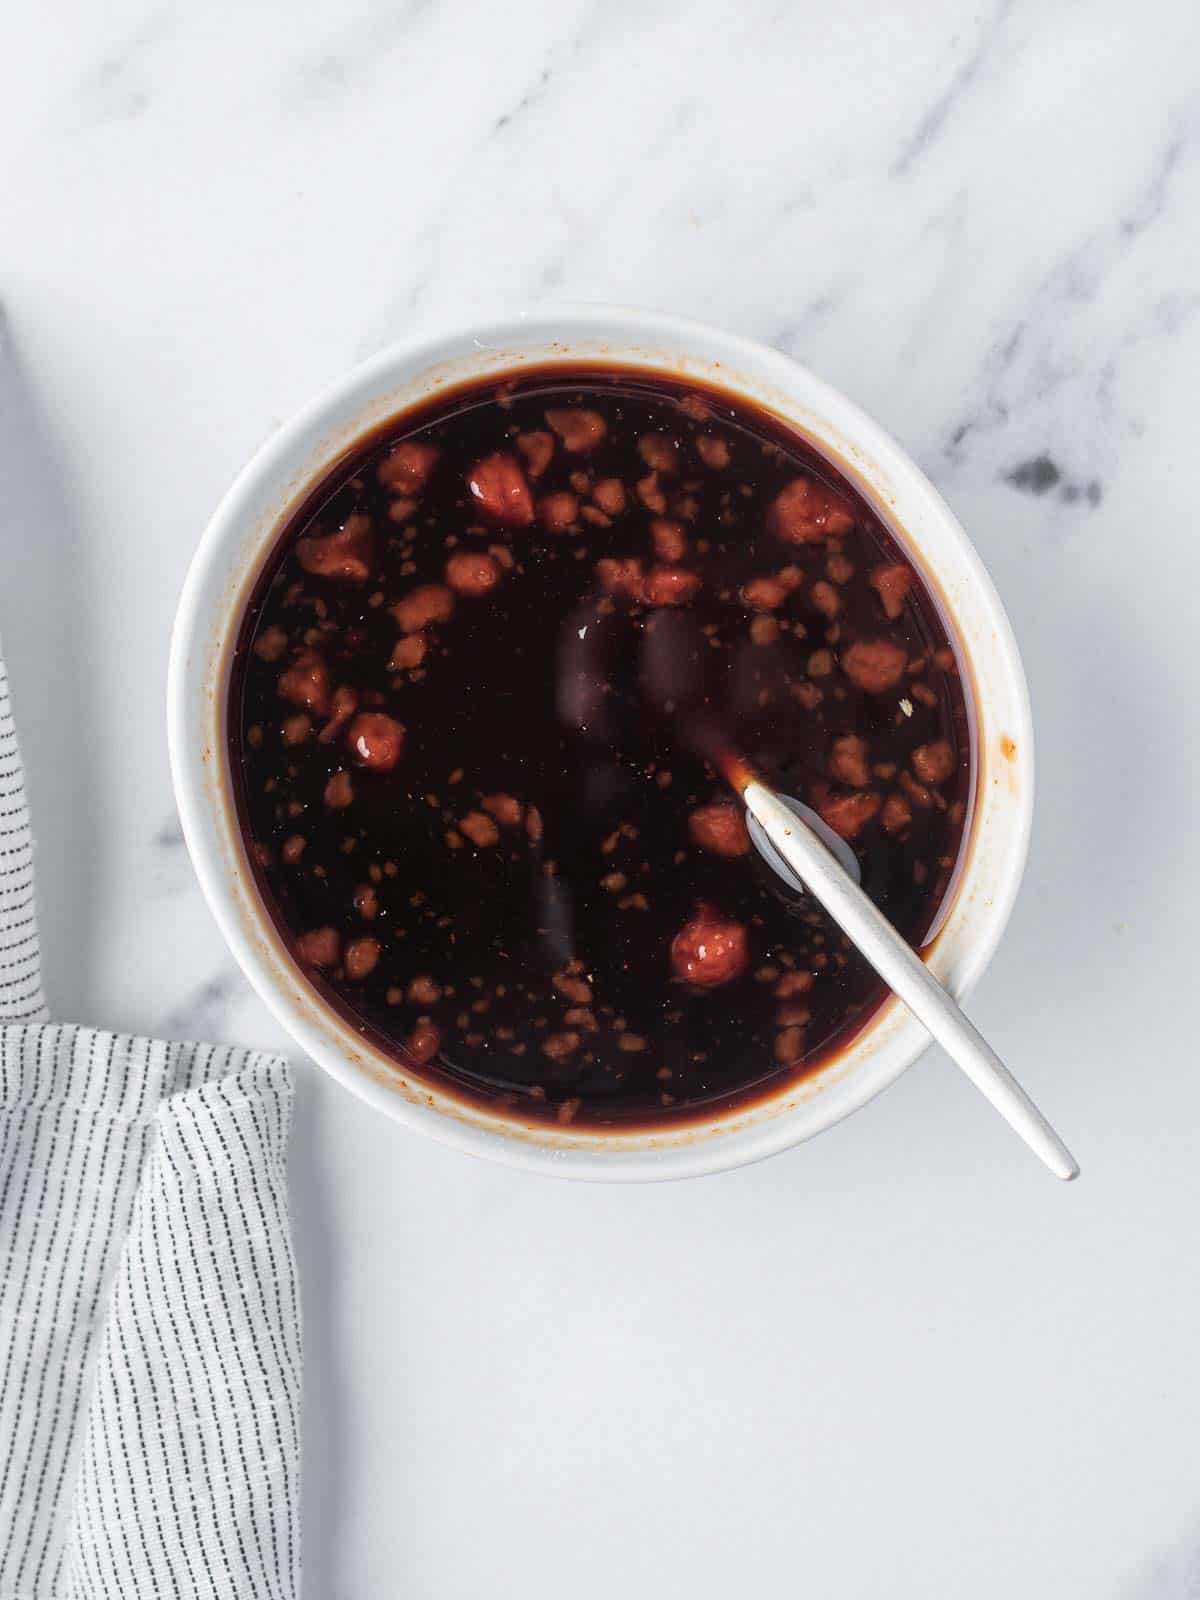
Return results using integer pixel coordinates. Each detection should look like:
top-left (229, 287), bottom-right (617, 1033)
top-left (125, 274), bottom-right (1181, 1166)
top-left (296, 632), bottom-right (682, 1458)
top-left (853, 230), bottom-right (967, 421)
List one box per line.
top-left (743, 782), bottom-right (1078, 1181)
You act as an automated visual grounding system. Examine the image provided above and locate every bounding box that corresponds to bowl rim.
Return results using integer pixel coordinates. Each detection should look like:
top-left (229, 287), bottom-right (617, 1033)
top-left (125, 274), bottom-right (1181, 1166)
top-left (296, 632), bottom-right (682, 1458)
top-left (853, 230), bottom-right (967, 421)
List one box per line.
top-left (167, 302), bottom-right (1034, 1181)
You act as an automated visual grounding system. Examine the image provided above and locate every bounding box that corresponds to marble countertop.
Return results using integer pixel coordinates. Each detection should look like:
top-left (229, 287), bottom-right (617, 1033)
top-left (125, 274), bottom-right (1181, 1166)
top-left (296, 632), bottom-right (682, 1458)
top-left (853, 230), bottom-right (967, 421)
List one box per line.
top-left (4, 1), bottom-right (1199, 1593)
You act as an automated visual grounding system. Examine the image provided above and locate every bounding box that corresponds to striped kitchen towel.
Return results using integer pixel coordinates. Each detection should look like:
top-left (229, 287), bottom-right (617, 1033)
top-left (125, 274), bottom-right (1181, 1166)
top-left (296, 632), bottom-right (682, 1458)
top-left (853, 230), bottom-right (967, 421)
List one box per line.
top-left (0, 654), bottom-right (45, 1026)
top-left (0, 636), bottom-right (301, 1599)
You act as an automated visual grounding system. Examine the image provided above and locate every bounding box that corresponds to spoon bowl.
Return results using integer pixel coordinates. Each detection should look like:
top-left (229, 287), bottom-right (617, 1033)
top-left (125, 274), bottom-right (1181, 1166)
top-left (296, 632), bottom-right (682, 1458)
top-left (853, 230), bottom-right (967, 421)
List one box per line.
top-left (746, 791), bottom-right (861, 888)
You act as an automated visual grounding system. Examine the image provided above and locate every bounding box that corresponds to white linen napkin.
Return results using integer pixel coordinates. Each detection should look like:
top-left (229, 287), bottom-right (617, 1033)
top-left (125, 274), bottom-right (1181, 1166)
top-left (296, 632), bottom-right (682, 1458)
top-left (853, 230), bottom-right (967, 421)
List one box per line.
top-left (0, 638), bottom-right (301, 1599)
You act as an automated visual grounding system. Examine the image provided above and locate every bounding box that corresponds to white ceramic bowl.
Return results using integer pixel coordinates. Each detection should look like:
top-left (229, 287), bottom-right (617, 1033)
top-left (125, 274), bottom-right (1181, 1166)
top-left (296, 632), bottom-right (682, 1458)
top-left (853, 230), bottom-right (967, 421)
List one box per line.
top-left (168, 305), bottom-right (1033, 1181)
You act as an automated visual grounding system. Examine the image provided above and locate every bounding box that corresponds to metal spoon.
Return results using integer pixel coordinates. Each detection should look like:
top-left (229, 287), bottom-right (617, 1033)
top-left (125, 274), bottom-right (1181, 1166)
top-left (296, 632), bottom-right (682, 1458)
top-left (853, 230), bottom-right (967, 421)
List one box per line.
top-left (629, 608), bottom-right (1078, 1180)
top-left (735, 758), bottom-right (1079, 1181)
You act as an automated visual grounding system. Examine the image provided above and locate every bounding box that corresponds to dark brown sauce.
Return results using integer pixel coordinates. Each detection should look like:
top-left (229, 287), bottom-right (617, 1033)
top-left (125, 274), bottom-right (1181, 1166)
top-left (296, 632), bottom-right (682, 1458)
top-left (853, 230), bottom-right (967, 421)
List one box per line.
top-left (230, 367), bottom-right (972, 1128)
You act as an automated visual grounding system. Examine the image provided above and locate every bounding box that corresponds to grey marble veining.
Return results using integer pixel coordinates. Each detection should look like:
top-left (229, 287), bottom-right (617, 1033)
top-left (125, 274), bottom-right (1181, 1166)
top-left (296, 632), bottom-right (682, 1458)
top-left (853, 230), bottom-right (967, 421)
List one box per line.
top-left (156, 968), bottom-right (243, 1040)
top-left (890, 0), bottom-right (1017, 177)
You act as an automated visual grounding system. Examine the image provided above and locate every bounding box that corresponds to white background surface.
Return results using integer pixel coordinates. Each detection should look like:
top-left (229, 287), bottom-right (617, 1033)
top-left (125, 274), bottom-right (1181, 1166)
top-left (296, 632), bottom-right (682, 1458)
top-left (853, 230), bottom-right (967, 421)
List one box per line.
top-left (3, 2), bottom-right (1198, 1594)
